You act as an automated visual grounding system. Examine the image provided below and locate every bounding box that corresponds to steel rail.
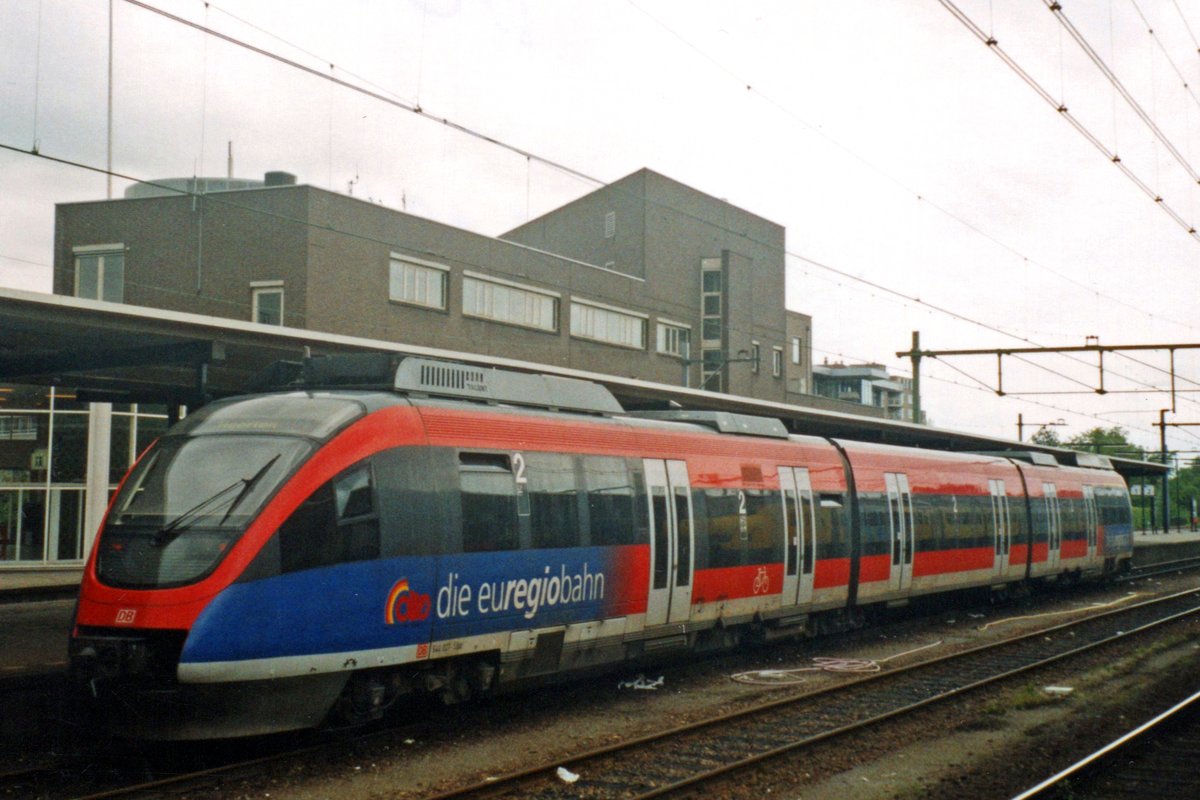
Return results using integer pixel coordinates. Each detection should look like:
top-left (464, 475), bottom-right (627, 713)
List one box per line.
top-left (417, 588), bottom-right (1200, 800)
top-left (1011, 687), bottom-right (1200, 799)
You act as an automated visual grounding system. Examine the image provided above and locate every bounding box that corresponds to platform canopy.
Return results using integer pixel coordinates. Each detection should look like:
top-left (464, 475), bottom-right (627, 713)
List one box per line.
top-left (0, 287), bottom-right (1166, 479)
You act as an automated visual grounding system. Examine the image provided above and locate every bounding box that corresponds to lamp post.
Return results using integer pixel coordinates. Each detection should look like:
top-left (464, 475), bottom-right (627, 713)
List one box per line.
top-left (1017, 414), bottom-right (1066, 442)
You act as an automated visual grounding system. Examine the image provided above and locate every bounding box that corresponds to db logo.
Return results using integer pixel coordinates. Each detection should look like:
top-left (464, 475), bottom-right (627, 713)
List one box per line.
top-left (115, 609), bottom-right (137, 625)
top-left (385, 579), bottom-right (432, 625)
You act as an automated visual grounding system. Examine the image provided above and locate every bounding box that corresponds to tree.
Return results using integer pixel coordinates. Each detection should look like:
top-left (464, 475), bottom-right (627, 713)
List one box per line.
top-left (1029, 426), bottom-right (1062, 447)
top-left (1064, 426), bottom-right (1145, 461)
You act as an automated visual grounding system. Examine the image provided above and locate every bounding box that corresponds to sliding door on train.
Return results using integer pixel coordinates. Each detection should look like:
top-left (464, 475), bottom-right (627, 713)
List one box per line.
top-left (989, 479), bottom-right (1011, 577)
top-left (885, 473), bottom-right (914, 592)
top-left (1043, 482), bottom-right (1062, 570)
top-left (643, 459), bottom-right (695, 627)
top-left (1082, 486), bottom-right (1098, 560)
top-left (779, 466), bottom-right (817, 606)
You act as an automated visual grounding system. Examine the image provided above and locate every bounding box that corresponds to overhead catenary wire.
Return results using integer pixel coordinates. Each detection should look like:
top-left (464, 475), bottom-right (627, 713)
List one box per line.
top-left (9, 3), bottom-right (1196, 435)
top-left (626, 0), bottom-right (1197, 334)
top-left (939, 0), bottom-right (1200, 243)
top-left (117, 0), bottom-right (1200, 385)
top-left (1046, 0), bottom-right (1200, 186)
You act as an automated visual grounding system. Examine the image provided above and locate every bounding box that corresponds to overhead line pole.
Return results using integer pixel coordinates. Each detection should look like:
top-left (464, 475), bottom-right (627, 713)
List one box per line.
top-left (896, 340), bottom-right (1200, 408)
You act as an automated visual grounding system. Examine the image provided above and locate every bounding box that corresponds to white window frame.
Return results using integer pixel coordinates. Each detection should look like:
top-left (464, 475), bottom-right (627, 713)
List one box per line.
top-left (251, 281), bottom-right (284, 326)
top-left (656, 320), bottom-right (691, 358)
top-left (462, 272), bottom-right (559, 332)
top-left (389, 254), bottom-right (448, 310)
top-left (792, 336), bottom-right (802, 365)
top-left (570, 299), bottom-right (647, 350)
top-left (73, 244), bottom-right (125, 303)
top-left (751, 341), bottom-right (761, 374)
top-left (772, 347), bottom-right (784, 378)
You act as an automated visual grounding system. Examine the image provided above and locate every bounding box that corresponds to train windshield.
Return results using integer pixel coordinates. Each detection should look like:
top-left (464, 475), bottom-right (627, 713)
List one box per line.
top-left (97, 435), bottom-right (312, 588)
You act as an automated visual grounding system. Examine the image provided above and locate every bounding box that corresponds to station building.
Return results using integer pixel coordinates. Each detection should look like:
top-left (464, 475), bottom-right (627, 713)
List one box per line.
top-left (5, 167), bottom-right (861, 577)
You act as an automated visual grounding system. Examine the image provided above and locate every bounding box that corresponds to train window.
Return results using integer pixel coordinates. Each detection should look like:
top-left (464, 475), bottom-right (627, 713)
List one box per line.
top-left (744, 489), bottom-right (782, 565)
top-left (459, 454), bottom-right (519, 552)
top-left (584, 457), bottom-right (639, 547)
top-left (336, 466), bottom-right (373, 520)
top-left (816, 493), bottom-right (849, 559)
top-left (650, 488), bottom-right (670, 589)
top-left (857, 493), bottom-right (890, 557)
top-left (279, 462), bottom-right (380, 574)
top-left (526, 453), bottom-right (583, 549)
top-left (703, 489), bottom-right (743, 568)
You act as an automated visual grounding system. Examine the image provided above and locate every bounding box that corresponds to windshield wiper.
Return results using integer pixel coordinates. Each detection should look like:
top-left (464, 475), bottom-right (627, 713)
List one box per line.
top-left (218, 454), bottom-right (282, 525)
top-left (152, 454), bottom-right (282, 546)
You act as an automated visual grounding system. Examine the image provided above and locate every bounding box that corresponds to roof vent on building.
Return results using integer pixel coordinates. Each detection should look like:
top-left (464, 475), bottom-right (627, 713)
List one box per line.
top-left (264, 171), bottom-right (297, 187)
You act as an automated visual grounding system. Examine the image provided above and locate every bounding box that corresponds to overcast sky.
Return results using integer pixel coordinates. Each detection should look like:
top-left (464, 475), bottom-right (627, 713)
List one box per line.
top-left (3, 0), bottom-right (1200, 455)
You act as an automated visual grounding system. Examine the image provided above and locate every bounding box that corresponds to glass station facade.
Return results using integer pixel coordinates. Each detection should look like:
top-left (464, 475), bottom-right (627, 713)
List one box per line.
top-left (0, 385), bottom-right (168, 567)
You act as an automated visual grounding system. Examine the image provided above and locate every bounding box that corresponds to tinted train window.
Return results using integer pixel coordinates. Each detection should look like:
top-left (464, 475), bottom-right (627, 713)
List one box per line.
top-left (584, 456), bottom-right (640, 546)
top-left (744, 489), bottom-right (782, 565)
top-left (704, 489), bottom-right (743, 568)
top-left (460, 453), bottom-right (518, 552)
top-left (527, 453), bottom-right (582, 549)
top-left (280, 463), bottom-right (380, 573)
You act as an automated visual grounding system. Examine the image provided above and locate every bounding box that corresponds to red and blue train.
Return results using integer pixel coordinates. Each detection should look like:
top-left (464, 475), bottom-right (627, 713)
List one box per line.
top-left (69, 357), bottom-right (1134, 739)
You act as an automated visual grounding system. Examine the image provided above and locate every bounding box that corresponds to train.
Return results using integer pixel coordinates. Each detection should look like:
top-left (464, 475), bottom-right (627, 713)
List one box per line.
top-left (69, 356), bottom-right (1134, 739)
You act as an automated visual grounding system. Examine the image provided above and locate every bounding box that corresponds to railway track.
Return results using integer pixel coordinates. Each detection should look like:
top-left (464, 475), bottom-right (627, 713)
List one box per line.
top-left (21, 577), bottom-right (1200, 800)
top-left (1013, 686), bottom-right (1200, 799)
top-left (417, 587), bottom-right (1200, 800)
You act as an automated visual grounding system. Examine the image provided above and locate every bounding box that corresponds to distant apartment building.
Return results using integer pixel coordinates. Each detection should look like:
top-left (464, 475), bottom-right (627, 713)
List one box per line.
top-left (812, 362), bottom-right (922, 423)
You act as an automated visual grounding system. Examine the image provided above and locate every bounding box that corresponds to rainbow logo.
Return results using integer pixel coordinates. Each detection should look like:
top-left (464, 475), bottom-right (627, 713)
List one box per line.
top-left (385, 578), bottom-right (431, 625)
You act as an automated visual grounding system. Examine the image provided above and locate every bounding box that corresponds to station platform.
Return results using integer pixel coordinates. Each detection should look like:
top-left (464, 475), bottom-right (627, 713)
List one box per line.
top-left (1132, 527), bottom-right (1200, 564)
top-left (0, 567), bottom-right (81, 603)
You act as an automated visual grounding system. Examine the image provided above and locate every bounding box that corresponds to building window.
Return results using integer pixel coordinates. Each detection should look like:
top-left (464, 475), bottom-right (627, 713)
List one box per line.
top-left (604, 211), bottom-right (616, 238)
top-left (389, 256), bottom-right (448, 310)
top-left (570, 301), bottom-right (646, 349)
top-left (74, 246), bottom-right (124, 303)
top-left (462, 273), bottom-right (558, 332)
top-left (751, 342), bottom-right (760, 374)
top-left (791, 336), bottom-right (802, 365)
top-left (251, 283), bottom-right (284, 326)
top-left (656, 322), bottom-right (690, 358)
top-left (773, 347), bottom-right (783, 377)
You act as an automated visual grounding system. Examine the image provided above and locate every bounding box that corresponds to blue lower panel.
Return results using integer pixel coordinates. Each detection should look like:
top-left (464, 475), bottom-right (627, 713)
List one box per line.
top-left (182, 547), bottom-right (631, 665)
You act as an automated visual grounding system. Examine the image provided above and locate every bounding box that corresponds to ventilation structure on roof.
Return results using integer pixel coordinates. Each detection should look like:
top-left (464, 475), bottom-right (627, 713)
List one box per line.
top-left (393, 357), bottom-right (622, 415)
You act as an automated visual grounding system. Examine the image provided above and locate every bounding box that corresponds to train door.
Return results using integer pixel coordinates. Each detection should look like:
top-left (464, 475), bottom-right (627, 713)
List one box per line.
top-left (1043, 482), bottom-right (1062, 570)
top-left (885, 472), bottom-right (914, 591)
top-left (1083, 485), bottom-right (1098, 560)
top-left (643, 459), bottom-right (695, 627)
top-left (989, 479), bottom-right (1010, 577)
top-left (779, 466), bottom-right (817, 606)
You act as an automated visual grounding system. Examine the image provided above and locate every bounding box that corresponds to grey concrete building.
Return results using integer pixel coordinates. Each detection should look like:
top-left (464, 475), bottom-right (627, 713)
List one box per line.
top-left (53, 168), bottom-right (809, 403)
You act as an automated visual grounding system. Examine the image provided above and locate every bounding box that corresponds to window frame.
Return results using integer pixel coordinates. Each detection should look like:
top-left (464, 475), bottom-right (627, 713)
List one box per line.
top-left (250, 281), bottom-right (284, 326)
top-left (462, 272), bottom-right (559, 333)
top-left (656, 320), bottom-right (691, 358)
top-left (569, 299), bottom-right (647, 350)
top-left (389, 254), bottom-right (449, 311)
top-left (73, 244), bottom-right (125, 303)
